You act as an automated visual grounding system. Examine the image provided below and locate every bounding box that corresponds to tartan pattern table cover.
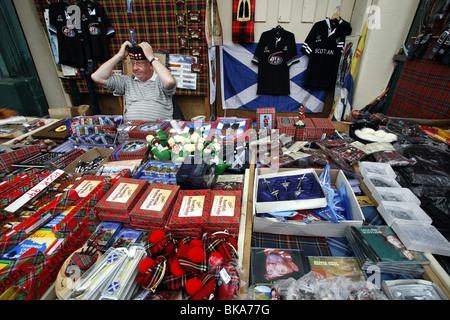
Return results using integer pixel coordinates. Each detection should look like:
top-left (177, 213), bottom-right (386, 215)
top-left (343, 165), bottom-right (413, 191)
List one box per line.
top-left (33, 0), bottom-right (208, 96)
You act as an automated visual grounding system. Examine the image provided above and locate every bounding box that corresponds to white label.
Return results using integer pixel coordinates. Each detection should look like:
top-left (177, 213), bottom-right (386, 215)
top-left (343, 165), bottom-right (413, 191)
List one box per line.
top-left (4, 169), bottom-right (65, 213)
top-left (75, 180), bottom-right (101, 198)
top-left (219, 267), bottom-right (231, 284)
top-left (211, 196), bottom-right (235, 217)
top-left (140, 189), bottom-right (171, 211)
top-left (106, 183), bottom-right (139, 203)
top-left (179, 196), bottom-right (205, 217)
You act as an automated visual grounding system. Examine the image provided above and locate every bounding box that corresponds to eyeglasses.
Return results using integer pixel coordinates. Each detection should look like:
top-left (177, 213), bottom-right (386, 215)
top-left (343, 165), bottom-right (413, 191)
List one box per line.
top-left (130, 60), bottom-right (148, 66)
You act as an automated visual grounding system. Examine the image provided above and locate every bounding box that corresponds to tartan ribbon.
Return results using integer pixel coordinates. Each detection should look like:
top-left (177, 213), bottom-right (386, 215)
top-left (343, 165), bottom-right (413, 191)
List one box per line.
top-left (136, 256), bottom-right (167, 292)
top-left (145, 231), bottom-right (174, 258)
top-left (163, 270), bottom-right (196, 291)
top-left (177, 257), bottom-right (208, 275)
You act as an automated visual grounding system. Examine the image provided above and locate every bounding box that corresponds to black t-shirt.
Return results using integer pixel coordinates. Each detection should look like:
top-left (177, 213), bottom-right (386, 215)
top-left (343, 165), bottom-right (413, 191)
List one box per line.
top-left (79, 1), bottom-right (115, 61)
top-left (48, 2), bottom-right (85, 68)
top-left (252, 27), bottom-right (300, 95)
top-left (302, 18), bottom-right (352, 91)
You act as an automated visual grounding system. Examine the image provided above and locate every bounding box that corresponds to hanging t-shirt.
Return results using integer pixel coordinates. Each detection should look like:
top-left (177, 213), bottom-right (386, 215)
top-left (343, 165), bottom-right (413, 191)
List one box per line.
top-left (302, 18), bottom-right (352, 91)
top-left (79, 1), bottom-right (115, 62)
top-left (48, 2), bottom-right (85, 68)
top-left (252, 27), bottom-right (300, 95)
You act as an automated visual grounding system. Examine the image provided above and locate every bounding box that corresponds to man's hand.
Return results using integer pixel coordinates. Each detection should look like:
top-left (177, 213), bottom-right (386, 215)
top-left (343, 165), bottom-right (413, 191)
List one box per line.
top-left (138, 42), bottom-right (156, 61)
top-left (118, 41), bottom-right (133, 60)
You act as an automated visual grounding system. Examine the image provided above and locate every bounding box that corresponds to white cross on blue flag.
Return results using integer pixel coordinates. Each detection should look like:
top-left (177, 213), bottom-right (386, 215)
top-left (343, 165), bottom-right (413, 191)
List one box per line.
top-left (220, 41), bottom-right (327, 112)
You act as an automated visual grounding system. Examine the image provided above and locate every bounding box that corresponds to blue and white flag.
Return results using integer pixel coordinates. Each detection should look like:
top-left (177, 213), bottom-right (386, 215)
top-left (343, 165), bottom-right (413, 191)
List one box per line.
top-left (220, 41), bottom-right (327, 113)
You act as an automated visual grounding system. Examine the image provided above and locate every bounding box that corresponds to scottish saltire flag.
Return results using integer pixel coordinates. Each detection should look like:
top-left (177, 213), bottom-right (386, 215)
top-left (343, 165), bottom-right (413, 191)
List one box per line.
top-left (220, 41), bottom-right (327, 112)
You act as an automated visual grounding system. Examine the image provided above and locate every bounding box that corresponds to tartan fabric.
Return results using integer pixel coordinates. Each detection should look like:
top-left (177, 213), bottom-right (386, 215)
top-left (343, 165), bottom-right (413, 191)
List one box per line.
top-left (163, 270), bottom-right (197, 290)
top-left (256, 107), bottom-right (276, 130)
top-left (65, 253), bottom-right (98, 275)
top-left (387, 55), bottom-right (450, 119)
top-left (177, 256), bottom-right (208, 274)
top-left (129, 183), bottom-right (180, 229)
top-left (183, 272), bottom-right (216, 300)
top-left (128, 121), bottom-right (170, 139)
top-left (324, 143), bottom-right (367, 166)
top-left (372, 150), bottom-right (417, 167)
top-left (166, 189), bottom-right (212, 232)
top-left (111, 139), bottom-right (149, 161)
top-left (206, 190), bottom-right (242, 236)
top-left (145, 231), bottom-right (175, 258)
top-left (33, 0), bottom-right (208, 96)
top-left (204, 236), bottom-right (237, 263)
top-left (211, 262), bottom-right (240, 300)
top-left (301, 118), bottom-right (336, 141)
top-left (136, 256), bottom-right (167, 292)
top-left (95, 178), bottom-right (148, 216)
top-left (232, 0), bottom-right (255, 43)
top-left (277, 117), bottom-right (296, 139)
top-left (0, 145), bottom-right (42, 174)
top-left (251, 232), bottom-right (332, 257)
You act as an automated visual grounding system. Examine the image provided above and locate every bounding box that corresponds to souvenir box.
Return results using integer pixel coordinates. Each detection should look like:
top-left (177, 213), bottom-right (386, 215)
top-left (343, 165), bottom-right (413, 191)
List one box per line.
top-left (257, 107), bottom-right (276, 130)
top-left (128, 121), bottom-right (170, 139)
top-left (129, 183), bottom-right (180, 231)
top-left (276, 117), bottom-right (296, 139)
top-left (165, 189), bottom-right (212, 234)
top-left (207, 117), bottom-right (251, 143)
top-left (180, 121), bottom-right (214, 138)
top-left (253, 168), bottom-right (365, 237)
top-left (111, 139), bottom-right (149, 161)
top-left (94, 178), bottom-right (148, 225)
top-left (206, 190), bottom-right (242, 236)
top-left (64, 147), bottom-right (114, 176)
top-left (302, 118), bottom-right (336, 141)
top-left (254, 168), bottom-right (327, 214)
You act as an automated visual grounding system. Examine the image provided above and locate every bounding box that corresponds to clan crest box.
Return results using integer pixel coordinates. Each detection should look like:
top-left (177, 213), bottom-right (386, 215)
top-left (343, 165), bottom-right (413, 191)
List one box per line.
top-left (95, 178), bottom-right (148, 225)
top-left (129, 183), bottom-right (180, 230)
top-left (128, 121), bottom-right (170, 139)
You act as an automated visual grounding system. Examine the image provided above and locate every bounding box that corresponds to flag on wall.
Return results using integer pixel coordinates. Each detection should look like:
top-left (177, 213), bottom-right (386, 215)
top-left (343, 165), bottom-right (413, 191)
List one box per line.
top-left (220, 41), bottom-right (327, 112)
top-left (330, 24), bottom-right (368, 121)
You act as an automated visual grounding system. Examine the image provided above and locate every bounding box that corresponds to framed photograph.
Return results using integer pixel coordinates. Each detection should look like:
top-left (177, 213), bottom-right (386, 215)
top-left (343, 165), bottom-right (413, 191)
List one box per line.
top-left (154, 49), bottom-right (169, 67)
top-left (189, 46), bottom-right (202, 57)
top-left (250, 248), bottom-right (307, 285)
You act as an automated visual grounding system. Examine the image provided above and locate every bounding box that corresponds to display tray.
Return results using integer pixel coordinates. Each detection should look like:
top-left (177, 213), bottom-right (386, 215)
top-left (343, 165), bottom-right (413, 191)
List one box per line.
top-left (254, 168), bottom-right (327, 214)
top-left (12, 152), bottom-right (65, 168)
top-left (253, 168), bottom-right (365, 237)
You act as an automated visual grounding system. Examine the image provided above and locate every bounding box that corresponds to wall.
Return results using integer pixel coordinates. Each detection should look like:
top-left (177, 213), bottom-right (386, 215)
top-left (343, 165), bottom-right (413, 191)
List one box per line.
top-left (351, 0), bottom-right (420, 110)
top-left (14, 0), bottom-right (420, 118)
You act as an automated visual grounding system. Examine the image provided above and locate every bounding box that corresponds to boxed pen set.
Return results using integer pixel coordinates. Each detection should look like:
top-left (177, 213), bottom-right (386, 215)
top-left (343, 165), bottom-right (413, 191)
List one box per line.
top-left (129, 183), bottom-right (180, 231)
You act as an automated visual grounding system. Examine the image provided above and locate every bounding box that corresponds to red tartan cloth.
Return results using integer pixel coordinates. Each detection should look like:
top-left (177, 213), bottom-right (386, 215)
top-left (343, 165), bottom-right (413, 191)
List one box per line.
top-left (0, 145), bottom-right (42, 174)
top-left (129, 183), bottom-right (180, 230)
top-left (277, 117), bottom-right (296, 139)
top-left (232, 0), bottom-right (255, 43)
top-left (387, 54), bottom-right (449, 119)
top-left (206, 190), bottom-right (242, 236)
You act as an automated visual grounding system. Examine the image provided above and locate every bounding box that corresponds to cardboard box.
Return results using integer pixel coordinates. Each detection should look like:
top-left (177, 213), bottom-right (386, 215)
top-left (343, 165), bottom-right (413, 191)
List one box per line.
top-left (205, 190), bottom-right (242, 236)
top-left (253, 168), bottom-right (365, 237)
top-left (277, 117), bottom-right (296, 139)
top-left (298, 118), bottom-right (335, 141)
top-left (48, 105), bottom-right (91, 119)
top-left (64, 147), bottom-right (115, 176)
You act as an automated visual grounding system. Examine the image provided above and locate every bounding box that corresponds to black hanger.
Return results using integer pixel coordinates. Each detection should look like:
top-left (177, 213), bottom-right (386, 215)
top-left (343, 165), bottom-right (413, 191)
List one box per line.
top-left (60, 0), bottom-right (71, 5)
top-left (275, 25), bottom-right (284, 37)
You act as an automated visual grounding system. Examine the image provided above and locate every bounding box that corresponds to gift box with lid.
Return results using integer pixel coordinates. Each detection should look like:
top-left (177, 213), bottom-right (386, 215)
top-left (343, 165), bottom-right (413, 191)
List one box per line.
top-left (165, 189), bottom-right (212, 236)
top-left (276, 117), bottom-right (296, 139)
top-left (128, 121), bottom-right (170, 139)
top-left (129, 183), bottom-right (180, 230)
top-left (257, 107), bottom-right (276, 130)
top-left (111, 139), bottom-right (149, 161)
top-left (205, 190), bottom-right (242, 236)
top-left (95, 178), bottom-right (148, 225)
top-left (301, 118), bottom-right (336, 141)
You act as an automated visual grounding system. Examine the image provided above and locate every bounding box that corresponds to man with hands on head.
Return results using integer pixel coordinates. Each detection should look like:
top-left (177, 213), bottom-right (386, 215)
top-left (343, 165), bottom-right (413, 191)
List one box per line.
top-left (91, 41), bottom-right (177, 121)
